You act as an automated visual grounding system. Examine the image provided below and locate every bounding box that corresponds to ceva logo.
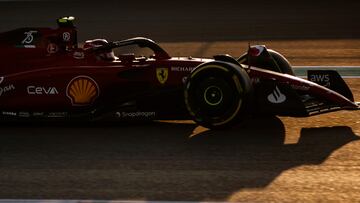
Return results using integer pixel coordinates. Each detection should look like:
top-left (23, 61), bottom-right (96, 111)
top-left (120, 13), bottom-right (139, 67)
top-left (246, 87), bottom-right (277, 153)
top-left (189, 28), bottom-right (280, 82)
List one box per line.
top-left (27, 86), bottom-right (59, 95)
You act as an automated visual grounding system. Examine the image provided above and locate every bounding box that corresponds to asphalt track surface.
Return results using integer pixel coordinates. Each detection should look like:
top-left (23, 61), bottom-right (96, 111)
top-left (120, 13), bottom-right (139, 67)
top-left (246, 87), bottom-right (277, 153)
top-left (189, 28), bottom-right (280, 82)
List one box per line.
top-left (1, 1), bottom-right (360, 203)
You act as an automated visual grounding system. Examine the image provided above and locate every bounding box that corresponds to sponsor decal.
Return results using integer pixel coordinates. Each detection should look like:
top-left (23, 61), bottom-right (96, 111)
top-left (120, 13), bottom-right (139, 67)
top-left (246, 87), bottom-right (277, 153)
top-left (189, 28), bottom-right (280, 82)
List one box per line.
top-left (48, 112), bottom-right (67, 118)
top-left (62, 32), bottom-right (71, 42)
top-left (291, 84), bottom-right (310, 91)
top-left (116, 111), bottom-right (156, 118)
top-left (0, 84), bottom-right (15, 96)
top-left (171, 66), bottom-right (195, 72)
top-left (267, 86), bottom-right (286, 104)
top-left (27, 86), bottom-right (59, 95)
top-left (47, 43), bottom-right (58, 54)
top-left (182, 76), bottom-right (188, 84)
top-left (309, 74), bottom-right (330, 87)
top-left (22, 45), bottom-right (36, 48)
top-left (19, 112), bottom-right (30, 117)
top-left (33, 112), bottom-right (45, 117)
top-left (73, 51), bottom-right (85, 59)
top-left (22, 30), bottom-right (37, 44)
top-left (0, 77), bottom-right (15, 96)
top-left (156, 68), bottom-right (168, 84)
top-left (66, 76), bottom-right (99, 106)
top-left (2, 111), bottom-right (16, 116)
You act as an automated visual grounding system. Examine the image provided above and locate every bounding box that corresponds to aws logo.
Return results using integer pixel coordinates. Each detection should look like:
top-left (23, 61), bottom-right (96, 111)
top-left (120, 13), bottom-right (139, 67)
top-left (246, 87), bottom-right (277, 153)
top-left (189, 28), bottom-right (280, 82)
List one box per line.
top-left (309, 74), bottom-right (330, 87)
top-left (66, 76), bottom-right (99, 106)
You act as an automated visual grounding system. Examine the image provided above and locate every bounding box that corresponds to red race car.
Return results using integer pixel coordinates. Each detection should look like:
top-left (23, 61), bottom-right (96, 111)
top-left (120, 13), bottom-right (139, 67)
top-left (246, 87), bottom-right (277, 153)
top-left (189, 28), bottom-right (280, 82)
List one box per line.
top-left (0, 17), bottom-right (358, 129)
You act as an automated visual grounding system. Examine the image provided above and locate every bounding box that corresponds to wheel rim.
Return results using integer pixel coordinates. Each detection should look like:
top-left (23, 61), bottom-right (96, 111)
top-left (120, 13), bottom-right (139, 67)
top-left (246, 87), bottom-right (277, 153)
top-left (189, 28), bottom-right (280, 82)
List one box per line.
top-left (184, 64), bottom-right (250, 128)
top-left (203, 85), bottom-right (223, 106)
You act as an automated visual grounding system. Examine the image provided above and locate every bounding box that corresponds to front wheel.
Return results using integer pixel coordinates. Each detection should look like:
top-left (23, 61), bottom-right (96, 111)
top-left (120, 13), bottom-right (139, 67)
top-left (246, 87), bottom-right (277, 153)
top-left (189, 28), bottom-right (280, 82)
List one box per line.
top-left (184, 61), bottom-right (252, 129)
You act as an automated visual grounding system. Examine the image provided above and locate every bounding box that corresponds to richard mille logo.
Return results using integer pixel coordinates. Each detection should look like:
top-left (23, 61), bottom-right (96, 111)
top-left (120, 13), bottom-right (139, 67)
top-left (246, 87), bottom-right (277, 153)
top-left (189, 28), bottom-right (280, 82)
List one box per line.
top-left (267, 86), bottom-right (286, 104)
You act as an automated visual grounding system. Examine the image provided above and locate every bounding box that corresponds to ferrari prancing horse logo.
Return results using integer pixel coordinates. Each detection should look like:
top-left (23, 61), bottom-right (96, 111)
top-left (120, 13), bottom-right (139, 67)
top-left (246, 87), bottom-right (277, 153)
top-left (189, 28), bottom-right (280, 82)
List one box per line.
top-left (156, 68), bottom-right (168, 84)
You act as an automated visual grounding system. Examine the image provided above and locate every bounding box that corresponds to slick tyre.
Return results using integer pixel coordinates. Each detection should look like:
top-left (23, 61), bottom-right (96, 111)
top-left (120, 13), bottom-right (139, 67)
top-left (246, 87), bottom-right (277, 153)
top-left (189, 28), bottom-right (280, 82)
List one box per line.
top-left (184, 61), bottom-right (252, 129)
top-left (238, 49), bottom-right (294, 75)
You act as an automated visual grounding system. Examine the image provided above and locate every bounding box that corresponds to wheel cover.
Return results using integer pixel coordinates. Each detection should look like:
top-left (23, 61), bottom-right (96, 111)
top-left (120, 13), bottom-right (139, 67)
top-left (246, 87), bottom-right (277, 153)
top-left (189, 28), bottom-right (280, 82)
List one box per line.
top-left (203, 85), bottom-right (223, 106)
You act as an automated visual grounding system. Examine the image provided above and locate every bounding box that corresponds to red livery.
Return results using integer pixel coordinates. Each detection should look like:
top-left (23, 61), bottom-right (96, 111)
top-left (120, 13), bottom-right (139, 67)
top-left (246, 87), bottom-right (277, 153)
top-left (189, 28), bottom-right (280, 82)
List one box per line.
top-left (0, 17), bottom-right (358, 129)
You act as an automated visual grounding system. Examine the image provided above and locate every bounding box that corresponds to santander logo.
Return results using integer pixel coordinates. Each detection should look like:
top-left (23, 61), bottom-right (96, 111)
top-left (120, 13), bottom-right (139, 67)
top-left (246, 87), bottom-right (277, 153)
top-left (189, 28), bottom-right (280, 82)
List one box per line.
top-left (267, 86), bottom-right (286, 104)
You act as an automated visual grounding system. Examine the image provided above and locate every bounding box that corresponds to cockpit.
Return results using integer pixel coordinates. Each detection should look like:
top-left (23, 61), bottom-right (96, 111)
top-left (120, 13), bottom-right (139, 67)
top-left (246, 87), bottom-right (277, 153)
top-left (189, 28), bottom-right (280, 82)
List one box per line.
top-left (83, 37), bottom-right (170, 64)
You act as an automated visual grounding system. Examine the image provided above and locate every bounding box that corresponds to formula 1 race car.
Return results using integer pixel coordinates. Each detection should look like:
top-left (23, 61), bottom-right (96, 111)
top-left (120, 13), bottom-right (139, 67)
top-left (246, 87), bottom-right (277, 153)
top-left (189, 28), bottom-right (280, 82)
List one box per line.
top-left (0, 17), bottom-right (358, 129)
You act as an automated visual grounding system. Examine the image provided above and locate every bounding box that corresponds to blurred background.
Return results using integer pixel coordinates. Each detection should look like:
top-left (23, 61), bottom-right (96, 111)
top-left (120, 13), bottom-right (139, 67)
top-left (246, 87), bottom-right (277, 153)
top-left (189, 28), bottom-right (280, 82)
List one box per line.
top-left (0, 0), bottom-right (359, 42)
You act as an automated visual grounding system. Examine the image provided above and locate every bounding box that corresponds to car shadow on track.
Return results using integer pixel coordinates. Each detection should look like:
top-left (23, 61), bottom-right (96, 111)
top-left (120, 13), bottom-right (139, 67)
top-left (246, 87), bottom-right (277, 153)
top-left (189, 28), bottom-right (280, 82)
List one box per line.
top-left (0, 117), bottom-right (358, 200)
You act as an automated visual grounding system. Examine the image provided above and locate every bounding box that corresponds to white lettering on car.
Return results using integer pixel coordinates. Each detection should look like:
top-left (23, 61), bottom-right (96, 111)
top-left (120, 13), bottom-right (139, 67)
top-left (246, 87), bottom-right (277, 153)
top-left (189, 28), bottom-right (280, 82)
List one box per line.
top-left (19, 112), bottom-right (30, 117)
top-left (0, 84), bottom-right (15, 96)
top-left (48, 112), bottom-right (67, 118)
top-left (27, 86), bottom-right (59, 95)
top-left (291, 84), bottom-right (310, 91)
top-left (171, 67), bottom-right (196, 72)
top-left (310, 74), bottom-right (330, 87)
top-left (2, 111), bottom-right (17, 116)
top-left (22, 31), bottom-right (38, 44)
top-left (0, 76), bottom-right (15, 96)
top-left (116, 111), bottom-right (156, 118)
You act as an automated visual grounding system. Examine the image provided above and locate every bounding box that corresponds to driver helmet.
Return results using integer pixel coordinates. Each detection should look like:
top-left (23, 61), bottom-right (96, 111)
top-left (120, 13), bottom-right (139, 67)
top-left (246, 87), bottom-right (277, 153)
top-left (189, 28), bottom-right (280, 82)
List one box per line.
top-left (83, 39), bottom-right (116, 61)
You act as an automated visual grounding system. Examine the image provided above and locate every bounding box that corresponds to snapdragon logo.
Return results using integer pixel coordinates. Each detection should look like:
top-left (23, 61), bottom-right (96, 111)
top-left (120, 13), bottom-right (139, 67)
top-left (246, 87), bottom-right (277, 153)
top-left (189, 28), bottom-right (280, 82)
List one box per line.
top-left (116, 111), bottom-right (156, 118)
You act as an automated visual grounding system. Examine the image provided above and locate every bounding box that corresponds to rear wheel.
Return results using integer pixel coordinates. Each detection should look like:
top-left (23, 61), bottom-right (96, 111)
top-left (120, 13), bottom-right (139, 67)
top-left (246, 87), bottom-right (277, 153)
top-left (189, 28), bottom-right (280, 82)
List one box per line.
top-left (184, 62), bottom-right (252, 129)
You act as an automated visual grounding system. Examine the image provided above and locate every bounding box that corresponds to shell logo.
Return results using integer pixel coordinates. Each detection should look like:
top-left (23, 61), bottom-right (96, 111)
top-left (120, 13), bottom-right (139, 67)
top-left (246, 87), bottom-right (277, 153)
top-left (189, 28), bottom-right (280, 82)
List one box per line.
top-left (66, 76), bottom-right (99, 106)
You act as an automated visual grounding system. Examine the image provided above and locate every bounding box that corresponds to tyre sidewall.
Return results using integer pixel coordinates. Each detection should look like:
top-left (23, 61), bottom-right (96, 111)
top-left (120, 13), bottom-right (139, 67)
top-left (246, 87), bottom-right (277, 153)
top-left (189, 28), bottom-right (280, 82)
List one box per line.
top-left (185, 62), bottom-right (252, 129)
